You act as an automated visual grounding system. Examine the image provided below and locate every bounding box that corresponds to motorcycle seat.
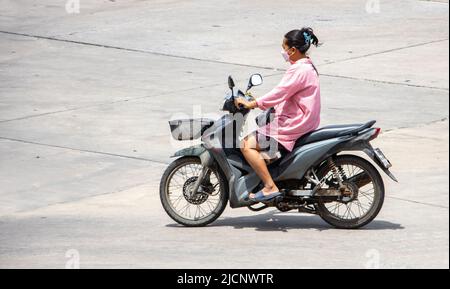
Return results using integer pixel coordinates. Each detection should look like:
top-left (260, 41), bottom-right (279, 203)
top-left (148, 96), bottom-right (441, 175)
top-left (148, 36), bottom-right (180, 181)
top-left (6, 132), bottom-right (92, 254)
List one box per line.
top-left (294, 120), bottom-right (376, 148)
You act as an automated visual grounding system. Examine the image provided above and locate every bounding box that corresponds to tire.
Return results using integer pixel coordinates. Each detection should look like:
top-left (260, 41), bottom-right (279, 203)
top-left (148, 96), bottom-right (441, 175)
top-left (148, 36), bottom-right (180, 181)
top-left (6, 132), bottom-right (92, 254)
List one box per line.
top-left (160, 156), bottom-right (228, 227)
top-left (315, 155), bottom-right (385, 229)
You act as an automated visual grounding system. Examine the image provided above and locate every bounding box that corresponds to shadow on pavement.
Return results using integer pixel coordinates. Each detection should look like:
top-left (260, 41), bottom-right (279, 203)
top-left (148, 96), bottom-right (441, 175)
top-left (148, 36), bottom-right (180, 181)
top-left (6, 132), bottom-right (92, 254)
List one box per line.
top-left (166, 210), bottom-right (404, 232)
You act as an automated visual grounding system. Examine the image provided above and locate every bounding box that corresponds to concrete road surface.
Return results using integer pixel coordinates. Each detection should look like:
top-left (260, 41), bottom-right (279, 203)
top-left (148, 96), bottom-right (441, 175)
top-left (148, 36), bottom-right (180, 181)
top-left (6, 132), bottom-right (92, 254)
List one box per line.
top-left (0, 0), bottom-right (448, 268)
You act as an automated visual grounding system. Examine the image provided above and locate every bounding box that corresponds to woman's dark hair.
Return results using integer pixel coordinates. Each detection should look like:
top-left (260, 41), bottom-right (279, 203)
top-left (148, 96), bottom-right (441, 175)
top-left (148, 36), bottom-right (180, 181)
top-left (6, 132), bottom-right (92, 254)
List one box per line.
top-left (284, 27), bottom-right (319, 54)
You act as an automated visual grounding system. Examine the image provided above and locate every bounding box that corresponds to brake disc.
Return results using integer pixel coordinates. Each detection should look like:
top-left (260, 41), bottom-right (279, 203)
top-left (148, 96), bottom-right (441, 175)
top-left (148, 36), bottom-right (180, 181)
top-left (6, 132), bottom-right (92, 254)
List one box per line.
top-left (183, 177), bottom-right (209, 205)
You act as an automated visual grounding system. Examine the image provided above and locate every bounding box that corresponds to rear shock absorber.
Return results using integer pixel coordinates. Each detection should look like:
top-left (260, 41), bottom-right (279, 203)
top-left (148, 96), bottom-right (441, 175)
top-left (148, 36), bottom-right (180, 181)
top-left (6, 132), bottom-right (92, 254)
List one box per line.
top-left (328, 157), bottom-right (344, 186)
top-left (337, 165), bottom-right (347, 181)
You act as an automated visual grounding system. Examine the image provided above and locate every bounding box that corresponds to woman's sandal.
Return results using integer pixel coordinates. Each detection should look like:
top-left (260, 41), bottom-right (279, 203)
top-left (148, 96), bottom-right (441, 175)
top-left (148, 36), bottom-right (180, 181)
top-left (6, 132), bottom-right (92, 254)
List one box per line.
top-left (249, 191), bottom-right (281, 203)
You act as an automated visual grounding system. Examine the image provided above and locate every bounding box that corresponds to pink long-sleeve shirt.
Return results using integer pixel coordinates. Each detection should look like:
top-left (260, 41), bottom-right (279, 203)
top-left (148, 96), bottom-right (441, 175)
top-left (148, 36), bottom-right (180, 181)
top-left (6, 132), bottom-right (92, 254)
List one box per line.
top-left (256, 58), bottom-right (321, 152)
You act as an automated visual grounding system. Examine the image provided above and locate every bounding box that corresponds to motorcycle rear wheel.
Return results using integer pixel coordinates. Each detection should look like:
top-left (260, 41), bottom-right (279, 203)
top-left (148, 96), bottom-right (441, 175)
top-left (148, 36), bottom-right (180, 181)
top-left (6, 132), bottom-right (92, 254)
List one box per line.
top-left (315, 155), bottom-right (385, 229)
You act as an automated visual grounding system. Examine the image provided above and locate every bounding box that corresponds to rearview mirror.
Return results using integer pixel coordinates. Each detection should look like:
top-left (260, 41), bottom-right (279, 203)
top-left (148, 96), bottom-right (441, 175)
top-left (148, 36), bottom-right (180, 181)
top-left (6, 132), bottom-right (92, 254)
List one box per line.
top-left (228, 76), bottom-right (235, 90)
top-left (250, 74), bottom-right (263, 86)
top-left (247, 74), bottom-right (263, 92)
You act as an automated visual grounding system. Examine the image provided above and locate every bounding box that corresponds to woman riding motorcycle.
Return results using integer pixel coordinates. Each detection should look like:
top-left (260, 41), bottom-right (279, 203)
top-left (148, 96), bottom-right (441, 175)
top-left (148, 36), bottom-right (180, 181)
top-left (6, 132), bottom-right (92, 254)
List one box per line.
top-left (234, 27), bottom-right (321, 203)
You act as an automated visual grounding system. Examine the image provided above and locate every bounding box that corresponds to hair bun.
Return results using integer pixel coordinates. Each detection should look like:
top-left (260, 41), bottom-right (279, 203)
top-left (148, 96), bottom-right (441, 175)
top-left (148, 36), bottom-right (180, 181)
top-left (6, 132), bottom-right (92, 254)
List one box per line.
top-left (285, 27), bottom-right (320, 54)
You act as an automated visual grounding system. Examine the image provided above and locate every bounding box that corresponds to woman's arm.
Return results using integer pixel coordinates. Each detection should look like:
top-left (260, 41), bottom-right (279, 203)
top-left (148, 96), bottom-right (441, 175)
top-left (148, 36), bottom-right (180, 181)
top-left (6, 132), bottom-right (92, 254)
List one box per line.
top-left (256, 66), bottom-right (304, 110)
top-left (234, 66), bottom-right (304, 110)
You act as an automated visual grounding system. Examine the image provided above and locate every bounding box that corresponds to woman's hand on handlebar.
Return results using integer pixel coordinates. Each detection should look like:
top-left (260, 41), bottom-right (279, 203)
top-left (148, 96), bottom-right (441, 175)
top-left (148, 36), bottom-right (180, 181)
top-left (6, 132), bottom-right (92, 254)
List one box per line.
top-left (234, 97), bottom-right (258, 110)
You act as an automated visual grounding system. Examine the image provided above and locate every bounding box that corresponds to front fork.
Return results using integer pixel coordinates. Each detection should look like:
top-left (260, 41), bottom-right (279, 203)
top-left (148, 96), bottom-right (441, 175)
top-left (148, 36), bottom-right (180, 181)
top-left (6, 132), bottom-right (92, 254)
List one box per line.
top-left (191, 167), bottom-right (211, 196)
top-left (190, 149), bottom-right (215, 196)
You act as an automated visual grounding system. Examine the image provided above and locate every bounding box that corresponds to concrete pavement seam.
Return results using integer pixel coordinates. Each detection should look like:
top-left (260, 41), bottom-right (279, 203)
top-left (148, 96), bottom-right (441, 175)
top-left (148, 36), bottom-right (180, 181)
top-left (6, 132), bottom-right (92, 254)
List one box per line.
top-left (0, 73), bottom-right (284, 124)
top-left (0, 136), bottom-right (170, 165)
top-left (0, 68), bottom-right (446, 124)
top-left (0, 30), bottom-right (282, 72)
top-left (321, 38), bottom-right (449, 66)
top-left (383, 117), bottom-right (449, 133)
top-left (387, 196), bottom-right (449, 209)
top-left (0, 116), bottom-right (447, 168)
top-left (0, 180), bottom-right (155, 218)
top-left (0, 85), bottom-right (218, 124)
top-left (320, 73), bottom-right (449, 91)
top-left (1, 30), bottom-right (448, 91)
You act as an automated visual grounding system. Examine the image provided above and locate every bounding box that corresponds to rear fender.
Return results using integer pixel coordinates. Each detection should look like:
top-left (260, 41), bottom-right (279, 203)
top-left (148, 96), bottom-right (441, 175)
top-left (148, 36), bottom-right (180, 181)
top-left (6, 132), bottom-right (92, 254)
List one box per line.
top-left (362, 145), bottom-right (398, 182)
top-left (328, 129), bottom-right (398, 182)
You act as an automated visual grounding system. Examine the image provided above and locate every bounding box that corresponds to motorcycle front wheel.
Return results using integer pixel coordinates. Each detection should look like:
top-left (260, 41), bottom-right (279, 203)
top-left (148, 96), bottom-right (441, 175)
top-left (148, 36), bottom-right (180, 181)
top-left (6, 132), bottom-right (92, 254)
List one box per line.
top-left (160, 156), bottom-right (228, 227)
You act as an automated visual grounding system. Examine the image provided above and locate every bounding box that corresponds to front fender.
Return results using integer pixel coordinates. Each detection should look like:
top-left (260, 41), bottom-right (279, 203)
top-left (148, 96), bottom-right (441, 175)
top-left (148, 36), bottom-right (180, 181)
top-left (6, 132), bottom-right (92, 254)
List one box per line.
top-left (171, 145), bottom-right (215, 169)
top-left (171, 145), bottom-right (206, 158)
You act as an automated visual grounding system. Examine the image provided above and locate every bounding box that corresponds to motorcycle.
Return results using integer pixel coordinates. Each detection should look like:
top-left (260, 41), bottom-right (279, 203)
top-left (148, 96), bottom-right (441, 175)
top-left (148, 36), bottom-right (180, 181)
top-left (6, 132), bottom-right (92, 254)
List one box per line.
top-left (160, 74), bottom-right (397, 228)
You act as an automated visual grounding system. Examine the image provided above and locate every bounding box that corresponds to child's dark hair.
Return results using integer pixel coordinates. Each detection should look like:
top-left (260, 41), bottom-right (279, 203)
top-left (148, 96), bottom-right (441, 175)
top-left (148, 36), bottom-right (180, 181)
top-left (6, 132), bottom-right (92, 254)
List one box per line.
top-left (284, 27), bottom-right (319, 54)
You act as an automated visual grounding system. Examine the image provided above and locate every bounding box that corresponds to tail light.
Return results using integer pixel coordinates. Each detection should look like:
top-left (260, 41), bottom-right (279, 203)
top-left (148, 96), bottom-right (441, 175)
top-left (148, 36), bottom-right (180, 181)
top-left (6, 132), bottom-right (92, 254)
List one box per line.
top-left (369, 127), bottom-right (381, 141)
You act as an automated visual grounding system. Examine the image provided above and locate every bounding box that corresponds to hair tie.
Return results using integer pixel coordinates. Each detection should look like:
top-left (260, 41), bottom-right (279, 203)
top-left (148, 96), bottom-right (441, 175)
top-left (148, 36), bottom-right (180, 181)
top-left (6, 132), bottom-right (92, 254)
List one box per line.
top-left (303, 32), bottom-right (312, 44)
